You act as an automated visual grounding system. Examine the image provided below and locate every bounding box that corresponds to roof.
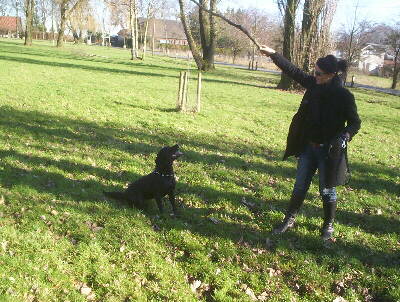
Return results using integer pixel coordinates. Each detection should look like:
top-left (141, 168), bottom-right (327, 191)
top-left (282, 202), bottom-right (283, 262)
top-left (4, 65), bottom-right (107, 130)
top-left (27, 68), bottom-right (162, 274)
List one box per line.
top-left (0, 16), bottom-right (22, 32)
top-left (361, 43), bottom-right (388, 54)
top-left (118, 18), bottom-right (186, 40)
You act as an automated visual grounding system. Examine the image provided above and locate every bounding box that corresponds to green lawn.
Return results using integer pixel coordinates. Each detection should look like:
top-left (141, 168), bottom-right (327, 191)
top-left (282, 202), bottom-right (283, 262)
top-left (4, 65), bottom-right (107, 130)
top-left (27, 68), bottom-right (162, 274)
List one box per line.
top-left (0, 38), bottom-right (399, 302)
top-left (348, 70), bottom-right (396, 90)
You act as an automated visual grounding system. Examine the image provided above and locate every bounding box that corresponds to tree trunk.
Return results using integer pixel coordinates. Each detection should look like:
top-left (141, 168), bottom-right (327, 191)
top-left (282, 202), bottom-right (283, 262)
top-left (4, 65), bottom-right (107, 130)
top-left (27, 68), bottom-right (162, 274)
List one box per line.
top-left (24, 0), bottom-right (34, 46)
top-left (129, 0), bottom-right (138, 59)
top-left (178, 0), bottom-right (204, 70)
top-left (277, 0), bottom-right (299, 90)
top-left (198, 0), bottom-right (216, 71)
top-left (57, 1), bottom-right (66, 47)
top-left (391, 65), bottom-right (399, 89)
top-left (152, 18), bottom-right (155, 55)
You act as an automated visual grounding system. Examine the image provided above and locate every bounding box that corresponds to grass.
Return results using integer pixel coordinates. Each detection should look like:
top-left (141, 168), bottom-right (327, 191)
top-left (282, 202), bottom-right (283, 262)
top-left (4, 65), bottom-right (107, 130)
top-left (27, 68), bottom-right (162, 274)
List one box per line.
top-left (347, 69), bottom-right (396, 90)
top-left (0, 38), bottom-right (399, 302)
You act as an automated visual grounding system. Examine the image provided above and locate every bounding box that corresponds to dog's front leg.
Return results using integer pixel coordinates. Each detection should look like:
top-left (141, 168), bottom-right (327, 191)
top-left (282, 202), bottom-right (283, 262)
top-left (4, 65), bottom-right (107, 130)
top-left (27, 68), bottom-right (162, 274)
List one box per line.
top-left (168, 192), bottom-right (178, 215)
top-left (155, 196), bottom-right (164, 214)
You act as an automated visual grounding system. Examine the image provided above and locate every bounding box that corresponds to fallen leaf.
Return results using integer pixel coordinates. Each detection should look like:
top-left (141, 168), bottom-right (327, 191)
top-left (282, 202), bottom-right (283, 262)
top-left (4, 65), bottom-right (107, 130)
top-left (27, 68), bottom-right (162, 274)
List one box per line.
top-left (333, 297), bottom-right (347, 302)
top-left (244, 286), bottom-right (257, 301)
top-left (190, 280), bottom-right (202, 293)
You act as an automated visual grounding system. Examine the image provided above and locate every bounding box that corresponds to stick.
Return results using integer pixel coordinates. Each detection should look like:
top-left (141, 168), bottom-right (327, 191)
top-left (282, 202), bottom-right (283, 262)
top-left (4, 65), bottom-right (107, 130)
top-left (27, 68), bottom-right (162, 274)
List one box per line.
top-left (188, 0), bottom-right (261, 50)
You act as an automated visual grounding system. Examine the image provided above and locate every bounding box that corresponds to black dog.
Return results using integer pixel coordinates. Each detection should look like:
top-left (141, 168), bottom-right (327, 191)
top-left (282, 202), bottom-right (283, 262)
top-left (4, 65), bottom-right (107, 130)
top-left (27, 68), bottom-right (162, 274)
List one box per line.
top-left (104, 145), bottom-right (183, 214)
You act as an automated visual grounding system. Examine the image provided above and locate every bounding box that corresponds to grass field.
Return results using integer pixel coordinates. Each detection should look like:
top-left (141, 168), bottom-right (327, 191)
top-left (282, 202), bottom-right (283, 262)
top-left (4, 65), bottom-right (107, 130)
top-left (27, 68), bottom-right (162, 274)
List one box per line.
top-left (0, 38), bottom-right (399, 302)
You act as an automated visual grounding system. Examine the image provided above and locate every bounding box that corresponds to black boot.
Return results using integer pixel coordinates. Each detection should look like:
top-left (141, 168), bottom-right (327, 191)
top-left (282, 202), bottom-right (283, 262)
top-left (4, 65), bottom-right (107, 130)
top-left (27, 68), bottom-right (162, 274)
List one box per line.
top-left (272, 192), bottom-right (305, 234)
top-left (321, 200), bottom-right (337, 240)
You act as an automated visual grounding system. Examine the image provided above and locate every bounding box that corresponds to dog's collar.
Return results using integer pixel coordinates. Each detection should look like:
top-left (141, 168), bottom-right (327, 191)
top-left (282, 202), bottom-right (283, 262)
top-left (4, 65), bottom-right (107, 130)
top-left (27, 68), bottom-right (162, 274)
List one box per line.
top-left (153, 171), bottom-right (175, 177)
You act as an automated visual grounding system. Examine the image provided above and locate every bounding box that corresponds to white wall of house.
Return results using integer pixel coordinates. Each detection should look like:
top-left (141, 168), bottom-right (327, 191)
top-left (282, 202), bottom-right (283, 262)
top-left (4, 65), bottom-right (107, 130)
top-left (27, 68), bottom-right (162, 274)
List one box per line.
top-left (358, 45), bottom-right (386, 74)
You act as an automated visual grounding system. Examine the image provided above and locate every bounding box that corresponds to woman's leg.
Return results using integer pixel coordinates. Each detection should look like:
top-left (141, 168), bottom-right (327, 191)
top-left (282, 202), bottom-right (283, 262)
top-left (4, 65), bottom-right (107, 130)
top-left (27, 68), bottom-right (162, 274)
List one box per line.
top-left (273, 145), bottom-right (318, 234)
top-left (317, 146), bottom-right (337, 240)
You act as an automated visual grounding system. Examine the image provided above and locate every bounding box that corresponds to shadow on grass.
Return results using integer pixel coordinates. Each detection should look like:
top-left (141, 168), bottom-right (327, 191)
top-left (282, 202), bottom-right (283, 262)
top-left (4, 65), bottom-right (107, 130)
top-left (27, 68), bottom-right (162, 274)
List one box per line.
top-left (0, 105), bottom-right (398, 272)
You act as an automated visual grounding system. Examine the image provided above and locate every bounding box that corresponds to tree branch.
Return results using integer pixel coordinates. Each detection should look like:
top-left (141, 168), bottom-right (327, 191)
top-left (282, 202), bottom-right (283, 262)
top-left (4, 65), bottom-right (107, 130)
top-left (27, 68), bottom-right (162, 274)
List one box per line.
top-left (188, 0), bottom-right (261, 50)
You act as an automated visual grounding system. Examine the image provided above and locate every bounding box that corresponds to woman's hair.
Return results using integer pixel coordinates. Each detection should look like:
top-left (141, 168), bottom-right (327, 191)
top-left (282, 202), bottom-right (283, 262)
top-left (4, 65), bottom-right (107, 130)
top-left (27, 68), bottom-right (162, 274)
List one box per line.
top-left (316, 55), bottom-right (348, 74)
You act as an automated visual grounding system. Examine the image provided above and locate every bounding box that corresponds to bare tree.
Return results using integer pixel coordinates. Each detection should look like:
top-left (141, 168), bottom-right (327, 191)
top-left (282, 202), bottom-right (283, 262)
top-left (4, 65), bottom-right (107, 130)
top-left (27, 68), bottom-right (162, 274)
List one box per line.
top-left (37, 0), bottom-right (50, 39)
top-left (178, 0), bottom-right (217, 71)
top-left (386, 22), bottom-right (400, 89)
top-left (0, 0), bottom-right (10, 16)
top-left (24, 0), bottom-right (35, 45)
top-left (141, 0), bottom-right (155, 60)
top-left (336, 2), bottom-right (374, 83)
top-left (276, 0), bottom-right (300, 90)
top-left (56, 0), bottom-right (87, 47)
top-left (68, 0), bottom-right (97, 43)
top-left (108, 0), bottom-right (140, 59)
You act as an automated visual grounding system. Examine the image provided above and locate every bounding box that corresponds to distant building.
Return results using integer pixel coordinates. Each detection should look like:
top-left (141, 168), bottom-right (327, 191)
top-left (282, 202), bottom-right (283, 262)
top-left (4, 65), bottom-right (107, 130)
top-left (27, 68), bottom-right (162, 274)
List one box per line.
top-left (357, 43), bottom-right (388, 75)
top-left (114, 18), bottom-right (187, 48)
top-left (0, 16), bottom-right (22, 37)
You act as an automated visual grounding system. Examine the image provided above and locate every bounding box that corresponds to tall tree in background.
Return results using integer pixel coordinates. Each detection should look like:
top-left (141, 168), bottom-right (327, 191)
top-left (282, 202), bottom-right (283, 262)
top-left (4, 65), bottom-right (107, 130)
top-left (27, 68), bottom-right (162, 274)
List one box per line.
top-left (0, 0), bottom-right (10, 15)
top-left (298, 0), bottom-right (324, 72)
top-left (294, 0), bottom-right (337, 75)
top-left (178, 0), bottom-right (217, 71)
top-left (24, 0), bottom-right (35, 45)
top-left (107, 0), bottom-right (140, 59)
top-left (216, 9), bottom-right (248, 64)
top-left (37, 0), bottom-right (50, 39)
top-left (386, 22), bottom-right (400, 89)
top-left (68, 1), bottom-right (97, 44)
top-left (336, 2), bottom-right (373, 82)
top-left (276, 0), bottom-right (300, 89)
top-left (57, 0), bottom-right (87, 47)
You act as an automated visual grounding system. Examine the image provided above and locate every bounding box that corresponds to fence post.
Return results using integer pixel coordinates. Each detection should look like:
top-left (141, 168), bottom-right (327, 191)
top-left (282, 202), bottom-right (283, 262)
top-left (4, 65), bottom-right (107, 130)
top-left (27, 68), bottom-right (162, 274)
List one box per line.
top-left (181, 72), bottom-right (188, 112)
top-left (351, 75), bottom-right (355, 88)
top-left (177, 71), bottom-right (184, 110)
top-left (196, 72), bottom-right (202, 113)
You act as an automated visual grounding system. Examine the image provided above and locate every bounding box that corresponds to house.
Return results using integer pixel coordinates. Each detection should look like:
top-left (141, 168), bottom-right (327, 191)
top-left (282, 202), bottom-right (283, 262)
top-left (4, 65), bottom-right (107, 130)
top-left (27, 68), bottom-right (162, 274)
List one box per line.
top-left (114, 18), bottom-right (187, 48)
top-left (357, 43), bottom-right (388, 75)
top-left (0, 16), bottom-right (22, 37)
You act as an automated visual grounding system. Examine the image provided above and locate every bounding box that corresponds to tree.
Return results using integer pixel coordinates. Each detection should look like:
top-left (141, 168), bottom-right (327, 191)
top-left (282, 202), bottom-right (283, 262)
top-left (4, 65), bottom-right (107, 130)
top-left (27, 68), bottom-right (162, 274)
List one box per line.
top-left (68, 2), bottom-right (98, 44)
top-left (107, 0), bottom-right (140, 59)
top-left (37, 0), bottom-right (50, 39)
top-left (216, 9), bottom-right (249, 64)
top-left (386, 22), bottom-right (400, 89)
top-left (276, 0), bottom-right (300, 89)
top-left (56, 0), bottom-right (87, 47)
top-left (24, 0), bottom-right (35, 45)
top-left (0, 0), bottom-right (10, 16)
top-left (178, 0), bottom-right (217, 71)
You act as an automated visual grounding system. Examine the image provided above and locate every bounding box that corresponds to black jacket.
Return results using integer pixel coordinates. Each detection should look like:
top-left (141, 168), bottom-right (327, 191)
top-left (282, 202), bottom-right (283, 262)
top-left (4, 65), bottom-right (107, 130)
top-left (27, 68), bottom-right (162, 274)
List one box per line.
top-left (269, 53), bottom-right (361, 160)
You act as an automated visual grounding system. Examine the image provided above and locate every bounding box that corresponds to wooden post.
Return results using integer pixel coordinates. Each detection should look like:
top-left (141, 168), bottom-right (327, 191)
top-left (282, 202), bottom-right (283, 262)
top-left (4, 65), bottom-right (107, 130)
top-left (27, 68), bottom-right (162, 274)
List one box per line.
top-left (177, 71), bottom-right (184, 109)
top-left (351, 75), bottom-right (355, 88)
top-left (181, 72), bottom-right (188, 112)
top-left (255, 62), bottom-right (258, 71)
top-left (196, 72), bottom-right (202, 113)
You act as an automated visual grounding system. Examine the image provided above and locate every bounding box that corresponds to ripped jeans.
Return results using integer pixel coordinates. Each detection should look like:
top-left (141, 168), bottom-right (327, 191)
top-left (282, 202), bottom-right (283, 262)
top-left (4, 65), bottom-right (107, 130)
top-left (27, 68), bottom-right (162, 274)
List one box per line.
top-left (293, 143), bottom-right (337, 202)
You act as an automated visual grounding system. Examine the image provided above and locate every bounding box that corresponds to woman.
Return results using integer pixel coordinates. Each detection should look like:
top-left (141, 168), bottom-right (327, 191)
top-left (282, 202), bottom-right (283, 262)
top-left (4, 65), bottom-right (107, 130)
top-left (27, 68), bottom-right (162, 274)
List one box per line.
top-left (260, 46), bottom-right (361, 240)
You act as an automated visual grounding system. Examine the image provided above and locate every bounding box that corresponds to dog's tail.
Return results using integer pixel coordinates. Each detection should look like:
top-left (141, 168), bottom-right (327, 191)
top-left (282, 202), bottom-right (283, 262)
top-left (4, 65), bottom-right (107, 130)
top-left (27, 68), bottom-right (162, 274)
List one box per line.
top-left (103, 191), bottom-right (127, 200)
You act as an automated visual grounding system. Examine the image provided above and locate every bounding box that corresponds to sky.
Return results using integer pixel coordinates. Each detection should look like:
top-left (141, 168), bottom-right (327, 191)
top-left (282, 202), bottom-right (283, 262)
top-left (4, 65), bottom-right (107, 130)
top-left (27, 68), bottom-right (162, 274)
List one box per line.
top-left (219, 0), bottom-right (400, 31)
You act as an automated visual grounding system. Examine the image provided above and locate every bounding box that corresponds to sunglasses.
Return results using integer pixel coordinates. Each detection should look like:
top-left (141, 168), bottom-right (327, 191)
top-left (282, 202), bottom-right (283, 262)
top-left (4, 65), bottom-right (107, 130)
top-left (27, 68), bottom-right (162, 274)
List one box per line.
top-left (314, 70), bottom-right (326, 76)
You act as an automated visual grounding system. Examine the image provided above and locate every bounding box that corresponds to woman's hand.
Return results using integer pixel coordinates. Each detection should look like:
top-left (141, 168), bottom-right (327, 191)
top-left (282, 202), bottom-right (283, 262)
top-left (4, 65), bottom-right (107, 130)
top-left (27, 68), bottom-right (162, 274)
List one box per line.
top-left (259, 45), bottom-right (276, 56)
